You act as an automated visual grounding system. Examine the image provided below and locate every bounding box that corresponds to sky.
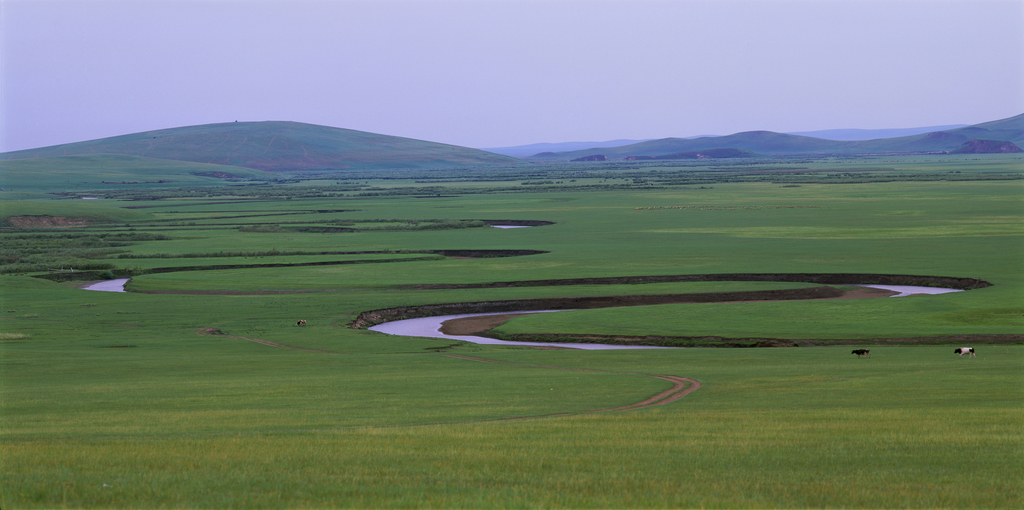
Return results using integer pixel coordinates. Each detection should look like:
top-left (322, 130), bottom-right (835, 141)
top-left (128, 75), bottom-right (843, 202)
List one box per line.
top-left (1, 0), bottom-right (1021, 153)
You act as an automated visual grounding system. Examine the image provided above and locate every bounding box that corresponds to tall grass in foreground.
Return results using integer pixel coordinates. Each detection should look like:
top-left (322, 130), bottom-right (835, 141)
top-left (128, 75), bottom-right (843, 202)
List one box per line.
top-left (3, 406), bottom-right (1020, 508)
top-left (2, 343), bottom-right (1021, 508)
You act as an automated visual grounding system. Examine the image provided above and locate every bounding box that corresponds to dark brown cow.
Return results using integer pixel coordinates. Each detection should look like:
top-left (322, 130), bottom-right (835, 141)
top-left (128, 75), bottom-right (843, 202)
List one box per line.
top-left (296, 320), bottom-right (306, 326)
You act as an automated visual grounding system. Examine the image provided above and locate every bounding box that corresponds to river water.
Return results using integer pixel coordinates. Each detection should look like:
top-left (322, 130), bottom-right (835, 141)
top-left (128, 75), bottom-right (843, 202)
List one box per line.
top-left (80, 278), bottom-right (130, 292)
top-left (855, 285), bottom-right (963, 297)
top-left (369, 311), bottom-right (673, 350)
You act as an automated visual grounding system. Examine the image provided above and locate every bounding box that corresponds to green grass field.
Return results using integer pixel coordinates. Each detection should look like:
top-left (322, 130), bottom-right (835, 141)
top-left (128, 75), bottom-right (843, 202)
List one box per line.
top-left (2, 158), bottom-right (1022, 508)
top-left (0, 154), bottom-right (272, 194)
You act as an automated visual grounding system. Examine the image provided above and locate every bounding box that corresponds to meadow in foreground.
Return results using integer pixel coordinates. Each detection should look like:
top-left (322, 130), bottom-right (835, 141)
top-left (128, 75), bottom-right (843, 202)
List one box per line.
top-left (1, 165), bottom-right (1022, 508)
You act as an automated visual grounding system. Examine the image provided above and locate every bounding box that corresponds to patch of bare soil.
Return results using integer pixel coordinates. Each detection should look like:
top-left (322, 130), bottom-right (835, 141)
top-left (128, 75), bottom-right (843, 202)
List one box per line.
top-left (73, 280), bottom-right (106, 289)
top-left (6, 215), bottom-right (89, 228)
top-left (440, 313), bottom-right (535, 336)
top-left (833, 286), bottom-right (898, 299)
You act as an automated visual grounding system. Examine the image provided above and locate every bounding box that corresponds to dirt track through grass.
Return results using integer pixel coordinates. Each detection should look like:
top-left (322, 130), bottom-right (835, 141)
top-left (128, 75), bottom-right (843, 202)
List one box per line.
top-left (194, 327), bottom-right (700, 420)
top-left (442, 353), bottom-right (701, 417)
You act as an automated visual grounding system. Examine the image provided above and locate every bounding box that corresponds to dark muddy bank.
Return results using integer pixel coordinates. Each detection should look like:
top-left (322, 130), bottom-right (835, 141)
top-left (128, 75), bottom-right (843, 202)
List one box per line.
top-left (352, 273), bottom-right (1014, 347)
top-left (353, 273), bottom-right (990, 330)
top-left (478, 220), bottom-right (554, 227)
top-left (402, 273), bottom-right (991, 291)
top-left (482, 331), bottom-right (1024, 348)
top-left (350, 285), bottom-right (846, 329)
top-left (33, 249), bottom-right (549, 283)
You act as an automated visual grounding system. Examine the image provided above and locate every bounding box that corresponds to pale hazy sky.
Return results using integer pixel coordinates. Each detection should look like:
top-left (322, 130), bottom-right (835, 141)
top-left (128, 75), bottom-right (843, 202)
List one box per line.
top-left (1, 0), bottom-right (1021, 152)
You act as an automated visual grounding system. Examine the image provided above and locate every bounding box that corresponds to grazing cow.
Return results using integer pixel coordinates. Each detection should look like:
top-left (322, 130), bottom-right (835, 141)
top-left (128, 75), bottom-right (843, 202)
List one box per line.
top-left (296, 320), bottom-right (306, 326)
top-left (954, 347), bottom-right (976, 358)
top-left (851, 349), bottom-right (870, 358)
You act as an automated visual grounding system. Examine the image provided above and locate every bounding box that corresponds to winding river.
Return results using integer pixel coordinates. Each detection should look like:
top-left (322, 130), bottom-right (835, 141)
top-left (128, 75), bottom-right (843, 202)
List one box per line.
top-left (80, 279), bottom-right (964, 350)
top-left (368, 285), bottom-right (963, 350)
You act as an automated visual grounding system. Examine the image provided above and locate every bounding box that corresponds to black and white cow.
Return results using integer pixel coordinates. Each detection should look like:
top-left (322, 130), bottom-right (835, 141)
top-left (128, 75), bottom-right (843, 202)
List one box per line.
top-left (954, 347), bottom-right (976, 358)
top-left (851, 349), bottom-right (870, 358)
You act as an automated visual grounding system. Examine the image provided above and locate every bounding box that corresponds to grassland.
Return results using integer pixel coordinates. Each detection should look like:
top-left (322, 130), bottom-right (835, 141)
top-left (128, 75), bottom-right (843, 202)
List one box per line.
top-left (0, 154), bottom-right (272, 195)
top-left (1, 154), bottom-right (1022, 508)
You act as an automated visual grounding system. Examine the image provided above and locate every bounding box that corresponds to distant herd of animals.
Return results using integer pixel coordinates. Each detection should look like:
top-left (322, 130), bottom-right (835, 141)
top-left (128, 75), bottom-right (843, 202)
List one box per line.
top-left (852, 348), bottom-right (977, 358)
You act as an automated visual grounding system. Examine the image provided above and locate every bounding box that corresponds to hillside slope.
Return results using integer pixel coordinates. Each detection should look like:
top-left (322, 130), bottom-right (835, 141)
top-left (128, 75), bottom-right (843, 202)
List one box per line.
top-left (0, 121), bottom-right (523, 172)
top-left (0, 154), bottom-right (272, 193)
top-left (787, 124), bottom-right (969, 141)
top-left (531, 113), bottom-right (1024, 160)
top-left (949, 139), bottom-right (1023, 154)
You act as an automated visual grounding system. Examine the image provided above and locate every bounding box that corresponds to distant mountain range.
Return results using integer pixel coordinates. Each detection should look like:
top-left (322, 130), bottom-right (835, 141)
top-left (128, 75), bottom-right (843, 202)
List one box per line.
top-left (525, 114), bottom-right (1024, 161)
top-left (786, 124), bottom-right (970, 141)
top-left (481, 125), bottom-right (972, 157)
top-left (2, 116), bottom-right (1020, 179)
top-left (0, 121), bottom-right (522, 172)
top-left (481, 139), bottom-right (652, 158)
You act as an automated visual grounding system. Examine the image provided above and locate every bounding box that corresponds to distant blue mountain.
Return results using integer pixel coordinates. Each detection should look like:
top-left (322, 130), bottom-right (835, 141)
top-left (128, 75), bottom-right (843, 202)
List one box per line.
top-left (480, 139), bottom-right (651, 157)
top-left (786, 125), bottom-right (969, 141)
top-left (527, 114), bottom-right (1024, 160)
top-left (482, 124), bottom-right (973, 158)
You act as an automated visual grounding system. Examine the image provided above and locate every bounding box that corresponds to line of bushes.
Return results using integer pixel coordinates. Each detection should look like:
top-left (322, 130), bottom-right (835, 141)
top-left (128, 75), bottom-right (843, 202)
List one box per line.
top-left (0, 232), bottom-right (172, 274)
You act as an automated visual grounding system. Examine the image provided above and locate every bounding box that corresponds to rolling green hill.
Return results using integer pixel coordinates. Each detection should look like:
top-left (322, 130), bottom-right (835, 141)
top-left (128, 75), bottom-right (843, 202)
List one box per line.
top-left (532, 113), bottom-right (1024, 160)
top-left (0, 154), bottom-right (272, 194)
top-left (0, 121), bottom-right (523, 172)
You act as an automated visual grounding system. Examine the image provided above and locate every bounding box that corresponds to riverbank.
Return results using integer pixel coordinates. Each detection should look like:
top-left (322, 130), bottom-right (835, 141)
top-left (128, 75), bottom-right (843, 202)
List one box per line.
top-left (367, 284), bottom-right (1020, 349)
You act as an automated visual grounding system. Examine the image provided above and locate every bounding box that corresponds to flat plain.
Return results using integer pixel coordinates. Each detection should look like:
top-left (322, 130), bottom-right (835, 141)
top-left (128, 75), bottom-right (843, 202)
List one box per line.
top-left (1, 153), bottom-right (1022, 508)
